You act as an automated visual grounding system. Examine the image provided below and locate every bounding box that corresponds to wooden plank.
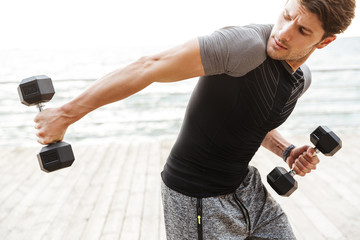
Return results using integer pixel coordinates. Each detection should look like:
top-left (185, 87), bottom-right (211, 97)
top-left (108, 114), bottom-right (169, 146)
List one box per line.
top-left (80, 143), bottom-right (128, 240)
top-left (45, 144), bottom-right (111, 240)
top-left (119, 142), bottom-right (149, 240)
top-left (280, 197), bottom-right (326, 240)
top-left (2, 145), bottom-right (91, 240)
top-left (0, 146), bottom-right (59, 240)
top-left (3, 161), bottom-right (61, 239)
top-left (99, 142), bottom-right (140, 240)
top-left (38, 145), bottom-right (102, 240)
top-left (295, 191), bottom-right (344, 239)
top-left (0, 147), bottom-right (36, 211)
top-left (0, 135), bottom-right (359, 240)
top-left (0, 146), bottom-right (23, 174)
top-left (140, 141), bottom-right (162, 240)
top-left (0, 147), bottom-right (37, 238)
top-left (32, 146), bottom-right (93, 240)
top-left (0, 147), bottom-right (39, 204)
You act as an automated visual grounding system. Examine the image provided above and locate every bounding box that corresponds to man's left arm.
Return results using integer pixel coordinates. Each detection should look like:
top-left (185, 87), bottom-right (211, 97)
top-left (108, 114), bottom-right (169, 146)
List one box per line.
top-left (261, 129), bottom-right (320, 176)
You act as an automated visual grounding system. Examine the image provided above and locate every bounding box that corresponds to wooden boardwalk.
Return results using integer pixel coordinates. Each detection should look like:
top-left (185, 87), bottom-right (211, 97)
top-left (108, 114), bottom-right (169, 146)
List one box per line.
top-left (0, 135), bottom-right (359, 240)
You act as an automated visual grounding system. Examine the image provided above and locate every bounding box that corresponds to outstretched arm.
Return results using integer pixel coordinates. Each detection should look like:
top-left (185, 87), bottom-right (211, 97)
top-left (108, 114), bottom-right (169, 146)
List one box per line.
top-left (34, 39), bottom-right (205, 145)
top-left (261, 129), bottom-right (320, 176)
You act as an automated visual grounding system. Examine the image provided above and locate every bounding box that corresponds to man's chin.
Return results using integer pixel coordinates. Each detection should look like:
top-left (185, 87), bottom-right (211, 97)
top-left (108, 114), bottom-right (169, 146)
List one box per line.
top-left (266, 48), bottom-right (285, 60)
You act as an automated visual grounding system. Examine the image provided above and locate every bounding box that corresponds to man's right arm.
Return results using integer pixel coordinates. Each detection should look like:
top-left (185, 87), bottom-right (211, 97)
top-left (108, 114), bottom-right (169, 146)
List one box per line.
top-left (34, 38), bottom-right (205, 145)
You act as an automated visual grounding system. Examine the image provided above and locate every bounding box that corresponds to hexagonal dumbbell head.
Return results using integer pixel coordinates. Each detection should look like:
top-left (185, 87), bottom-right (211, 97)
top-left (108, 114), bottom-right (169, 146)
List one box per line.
top-left (310, 126), bottom-right (342, 156)
top-left (37, 142), bottom-right (75, 172)
top-left (267, 167), bottom-right (298, 196)
top-left (18, 75), bottom-right (55, 106)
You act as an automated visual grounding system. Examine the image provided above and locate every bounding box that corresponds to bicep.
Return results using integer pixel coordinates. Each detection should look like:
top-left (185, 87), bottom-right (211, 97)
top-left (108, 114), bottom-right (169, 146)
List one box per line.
top-left (145, 38), bottom-right (205, 83)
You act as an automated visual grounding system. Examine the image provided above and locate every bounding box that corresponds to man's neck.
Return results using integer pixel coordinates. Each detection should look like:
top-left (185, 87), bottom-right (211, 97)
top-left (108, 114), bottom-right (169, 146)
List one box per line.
top-left (286, 61), bottom-right (298, 71)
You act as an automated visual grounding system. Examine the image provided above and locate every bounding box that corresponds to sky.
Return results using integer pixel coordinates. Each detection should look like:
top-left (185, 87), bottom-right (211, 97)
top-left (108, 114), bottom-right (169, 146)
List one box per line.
top-left (0, 0), bottom-right (359, 49)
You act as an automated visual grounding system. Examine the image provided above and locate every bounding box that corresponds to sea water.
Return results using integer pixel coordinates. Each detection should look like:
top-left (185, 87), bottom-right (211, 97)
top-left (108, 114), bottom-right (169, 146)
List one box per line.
top-left (1, 37), bottom-right (359, 146)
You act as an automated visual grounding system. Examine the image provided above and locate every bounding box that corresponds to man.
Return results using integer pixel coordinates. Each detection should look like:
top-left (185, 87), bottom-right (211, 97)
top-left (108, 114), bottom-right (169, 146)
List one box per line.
top-left (34, 0), bottom-right (356, 239)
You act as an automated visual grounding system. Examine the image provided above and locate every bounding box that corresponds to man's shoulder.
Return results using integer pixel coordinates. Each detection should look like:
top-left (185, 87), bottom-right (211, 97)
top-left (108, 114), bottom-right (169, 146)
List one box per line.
top-left (217, 24), bottom-right (273, 46)
top-left (199, 24), bottom-right (274, 77)
top-left (223, 24), bottom-right (273, 36)
top-left (220, 24), bottom-right (273, 76)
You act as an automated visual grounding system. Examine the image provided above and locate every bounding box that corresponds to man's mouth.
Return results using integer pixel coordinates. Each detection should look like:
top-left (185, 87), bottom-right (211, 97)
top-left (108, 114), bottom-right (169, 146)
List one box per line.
top-left (273, 37), bottom-right (288, 50)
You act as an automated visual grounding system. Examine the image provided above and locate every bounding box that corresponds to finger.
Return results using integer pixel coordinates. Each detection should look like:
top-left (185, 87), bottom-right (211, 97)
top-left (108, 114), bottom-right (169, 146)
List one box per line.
top-left (292, 164), bottom-right (306, 177)
top-left (295, 157), bottom-right (312, 174)
top-left (36, 129), bottom-right (45, 138)
top-left (307, 146), bottom-right (315, 155)
top-left (303, 151), bottom-right (320, 165)
top-left (34, 113), bottom-right (41, 123)
top-left (291, 145), bottom-right (311, 159)
top-left (298, 154), bottom-right (317, 171)
top-left (37, 136), bottom-right (46, 145)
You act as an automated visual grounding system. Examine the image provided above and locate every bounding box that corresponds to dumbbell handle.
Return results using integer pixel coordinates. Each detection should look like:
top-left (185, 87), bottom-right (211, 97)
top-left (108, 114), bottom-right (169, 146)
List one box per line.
top-left (37, 103), bottom-right (45, 112)
top-left (288, 147), bottom-right (320, 177)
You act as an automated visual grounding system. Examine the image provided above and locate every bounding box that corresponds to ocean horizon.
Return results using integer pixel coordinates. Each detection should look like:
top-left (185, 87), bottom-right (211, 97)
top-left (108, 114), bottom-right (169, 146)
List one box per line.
top-left (1, 37), bottom-right (359, 146)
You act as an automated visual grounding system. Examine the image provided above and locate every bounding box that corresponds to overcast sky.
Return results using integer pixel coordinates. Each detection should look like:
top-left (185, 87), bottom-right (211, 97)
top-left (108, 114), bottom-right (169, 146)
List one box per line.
top-left (1, 0), bottom-right (359, 49)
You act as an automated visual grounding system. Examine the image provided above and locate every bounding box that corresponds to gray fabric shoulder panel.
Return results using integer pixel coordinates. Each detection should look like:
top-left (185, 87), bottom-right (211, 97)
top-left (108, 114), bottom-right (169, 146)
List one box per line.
top-left (199, 24), bottom-right (273, 77)
top-left (299, 64), bottom-right (312, 96)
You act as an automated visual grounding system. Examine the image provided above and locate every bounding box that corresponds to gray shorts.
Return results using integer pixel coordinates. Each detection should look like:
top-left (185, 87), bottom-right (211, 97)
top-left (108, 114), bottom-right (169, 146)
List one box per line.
top-left (161, 166), bottom-right (296, 240)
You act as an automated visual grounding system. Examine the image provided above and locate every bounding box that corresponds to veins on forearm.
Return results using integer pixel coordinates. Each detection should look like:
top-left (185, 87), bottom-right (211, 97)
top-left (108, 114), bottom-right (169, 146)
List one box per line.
top-left (261, 130), bottom-right (291, 158)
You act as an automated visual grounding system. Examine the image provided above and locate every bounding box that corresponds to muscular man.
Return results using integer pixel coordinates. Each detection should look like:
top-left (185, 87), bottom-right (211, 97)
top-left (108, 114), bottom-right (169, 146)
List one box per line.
top-left (34, 0), bottom-right (356, 239)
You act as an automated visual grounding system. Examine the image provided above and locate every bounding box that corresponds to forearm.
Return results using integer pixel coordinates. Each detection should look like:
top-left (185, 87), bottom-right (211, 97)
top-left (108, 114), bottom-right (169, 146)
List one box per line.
top-left (261, 129), bottom-right (292, 158)
top-left (59, 39), bottom-right (204, 125)
top-left (34, 39), bottom-right (203, 145)
top-left (60, 59), bottom-right (153, 124)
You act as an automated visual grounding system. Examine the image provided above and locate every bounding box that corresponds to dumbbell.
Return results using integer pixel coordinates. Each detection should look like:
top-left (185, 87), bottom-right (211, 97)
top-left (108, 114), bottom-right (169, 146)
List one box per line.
top-left (18, 75), bottom-right (75, 172)
top-left (267, 126), bottom-right (342, 197)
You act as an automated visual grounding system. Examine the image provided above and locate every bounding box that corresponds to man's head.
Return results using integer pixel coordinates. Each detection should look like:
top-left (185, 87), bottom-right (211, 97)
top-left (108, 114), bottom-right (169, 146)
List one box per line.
top-left (300, 0), bottom-right (356, 38)
top-left (267, 0), bottom-right (356, 70)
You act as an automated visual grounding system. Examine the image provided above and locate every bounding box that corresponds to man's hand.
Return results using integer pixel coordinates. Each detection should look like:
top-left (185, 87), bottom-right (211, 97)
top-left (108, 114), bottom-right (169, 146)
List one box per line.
top-left (286, 145), bottom-right (320, 176)
top-left (31, 39), bottom-right (204, 145)
top-left (34, 107), bottom-right (71, 145)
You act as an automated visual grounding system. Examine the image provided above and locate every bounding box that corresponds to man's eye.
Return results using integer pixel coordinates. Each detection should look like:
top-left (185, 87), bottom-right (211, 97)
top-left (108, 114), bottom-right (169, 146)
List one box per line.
top-left (299, 28), bottom-right (309, 35)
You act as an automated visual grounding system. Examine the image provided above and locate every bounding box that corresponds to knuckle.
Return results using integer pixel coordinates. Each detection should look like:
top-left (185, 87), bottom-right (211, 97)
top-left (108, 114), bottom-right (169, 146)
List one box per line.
top-left (302, 160), bottom-right (310, 168)
top-left (34, 115), bottom-right (40, 123)
top-left (36, 131), bottom-right (44, 138)
top-left (298, 165), bottom-right (305, 171)
top-left (294, 162), bottom-right (303, 171)
top-left (293, 166), bottom-right (300, 175)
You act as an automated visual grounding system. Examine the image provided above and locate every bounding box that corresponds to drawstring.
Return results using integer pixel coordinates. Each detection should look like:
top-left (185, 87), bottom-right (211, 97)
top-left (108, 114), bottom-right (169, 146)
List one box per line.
top-left (197, 198), bottom-right (203, 240)
top-left (233, 192), bottom-right (252, 239)
top-left (196, 194), bottom-right (252, 239)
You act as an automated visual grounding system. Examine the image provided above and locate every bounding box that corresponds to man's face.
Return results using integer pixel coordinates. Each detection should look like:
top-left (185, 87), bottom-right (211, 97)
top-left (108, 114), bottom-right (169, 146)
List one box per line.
top-left (267, 0), bottom-right (333, 67)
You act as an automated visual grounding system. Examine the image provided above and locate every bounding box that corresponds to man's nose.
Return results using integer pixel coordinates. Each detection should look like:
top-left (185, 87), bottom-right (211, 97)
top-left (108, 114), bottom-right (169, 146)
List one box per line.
top-left (279, 22), bottom-right (294, 42)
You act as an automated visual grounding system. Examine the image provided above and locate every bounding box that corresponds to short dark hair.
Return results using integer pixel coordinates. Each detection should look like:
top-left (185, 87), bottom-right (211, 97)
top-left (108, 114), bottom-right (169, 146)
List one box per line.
top-left (299, 0), bottom-right (356, 38)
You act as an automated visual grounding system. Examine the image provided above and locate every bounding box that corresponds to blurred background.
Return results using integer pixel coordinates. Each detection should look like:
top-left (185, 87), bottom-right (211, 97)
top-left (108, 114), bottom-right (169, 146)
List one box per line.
top-left (1, 0), bottom-right (359, 146)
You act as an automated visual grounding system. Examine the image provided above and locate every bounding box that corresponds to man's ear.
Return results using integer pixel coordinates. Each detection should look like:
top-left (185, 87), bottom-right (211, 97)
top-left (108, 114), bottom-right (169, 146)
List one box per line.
top-left (316, 35), bottom-right (337, 49)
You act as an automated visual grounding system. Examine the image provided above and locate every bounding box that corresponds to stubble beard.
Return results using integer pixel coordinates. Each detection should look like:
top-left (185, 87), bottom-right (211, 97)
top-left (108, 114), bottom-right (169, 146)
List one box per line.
top-left (266, 35), bottom-right (318, 63)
